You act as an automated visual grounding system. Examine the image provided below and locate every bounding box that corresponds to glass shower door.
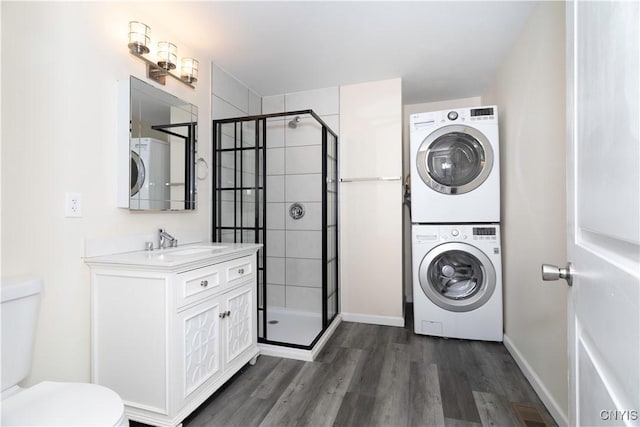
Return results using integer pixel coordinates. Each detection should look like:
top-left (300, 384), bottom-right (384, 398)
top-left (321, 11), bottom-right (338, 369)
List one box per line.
top-left (325, 131), bottom-right (339, 323)
top-left (214, 119), bottom-right (267, 339)
top-left (214, 110), bottom-right (338, 350)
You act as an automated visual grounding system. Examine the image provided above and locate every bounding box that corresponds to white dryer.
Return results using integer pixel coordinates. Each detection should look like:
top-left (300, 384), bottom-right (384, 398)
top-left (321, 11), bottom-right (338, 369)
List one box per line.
top-left (130, 137), bottom-right (170, 210)
top-left (412, 224), bottom-right (503, 341)
top-left (410, 106), bottom-right (500, 223)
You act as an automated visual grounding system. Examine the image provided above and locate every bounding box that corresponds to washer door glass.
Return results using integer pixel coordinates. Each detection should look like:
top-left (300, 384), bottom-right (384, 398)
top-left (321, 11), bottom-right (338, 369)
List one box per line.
top-left (419, 242), bottom-right (496, 312)
top-left (416, 125), bottom-right (493, 194)
top-left (130, 150), bottom-right (145, 197)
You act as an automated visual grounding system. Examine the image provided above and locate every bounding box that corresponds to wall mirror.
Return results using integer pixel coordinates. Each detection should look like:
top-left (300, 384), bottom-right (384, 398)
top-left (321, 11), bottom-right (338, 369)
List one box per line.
top-left (118, 76), bottom-right (198, 211)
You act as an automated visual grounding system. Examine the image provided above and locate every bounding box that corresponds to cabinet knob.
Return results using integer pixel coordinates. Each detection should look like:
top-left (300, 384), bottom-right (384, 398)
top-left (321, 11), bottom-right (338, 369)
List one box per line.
top-left (219, 312), bottom-right (225, 318)
top-left (226, 310), bottom-right (231, 317)
top-left (201, 280), bottom-right (208, 287)
top-left (238, 268), bottom-right (245, 274)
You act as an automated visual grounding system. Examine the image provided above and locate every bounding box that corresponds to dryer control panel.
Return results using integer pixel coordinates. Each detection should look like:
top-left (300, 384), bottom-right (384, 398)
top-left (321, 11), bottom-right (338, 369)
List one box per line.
top-left (410, 105), bottom-right (498, 132)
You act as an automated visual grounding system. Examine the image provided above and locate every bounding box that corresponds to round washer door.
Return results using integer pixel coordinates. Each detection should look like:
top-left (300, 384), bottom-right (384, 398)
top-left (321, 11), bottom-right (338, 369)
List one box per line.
top-left (130, 150), bottom-right (145, 197)
top-left (418, 242), bottom-right (496, 312)
top-left (416, 125), bottom-right (493, 194)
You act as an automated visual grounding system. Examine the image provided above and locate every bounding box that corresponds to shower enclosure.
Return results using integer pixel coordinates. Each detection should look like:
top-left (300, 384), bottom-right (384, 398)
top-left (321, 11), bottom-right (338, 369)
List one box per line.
top-left (213, 110), bottom-right (338, 349)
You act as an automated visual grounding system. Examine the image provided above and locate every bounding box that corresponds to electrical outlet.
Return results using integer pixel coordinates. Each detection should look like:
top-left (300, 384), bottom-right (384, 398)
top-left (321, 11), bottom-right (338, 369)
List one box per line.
top-left (65, 192), bottom-right (82, 218)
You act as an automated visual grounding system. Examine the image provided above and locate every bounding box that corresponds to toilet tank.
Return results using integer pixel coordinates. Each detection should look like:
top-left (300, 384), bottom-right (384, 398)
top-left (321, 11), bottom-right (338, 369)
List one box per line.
top-left (1, 277), bottom-right (43, 393)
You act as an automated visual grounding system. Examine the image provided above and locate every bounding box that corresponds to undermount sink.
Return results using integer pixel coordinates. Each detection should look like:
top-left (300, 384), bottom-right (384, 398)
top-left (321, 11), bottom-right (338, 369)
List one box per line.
top-left (161, 246), bottom-right (227, 256)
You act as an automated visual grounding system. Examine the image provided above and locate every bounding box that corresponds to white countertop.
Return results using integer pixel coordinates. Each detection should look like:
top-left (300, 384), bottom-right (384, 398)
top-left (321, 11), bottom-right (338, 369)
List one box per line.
top-left (84, 242), bottom-right (261, 271)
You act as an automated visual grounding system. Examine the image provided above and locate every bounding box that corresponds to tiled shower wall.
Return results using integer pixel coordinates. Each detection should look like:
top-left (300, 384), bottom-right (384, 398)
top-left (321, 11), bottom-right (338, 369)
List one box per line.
top-left (212, 64), bottom-right (262, 244)
top-left (212, 64), bottom-right (261, 119)
top-left (262, 88), bottom-right (339, 312)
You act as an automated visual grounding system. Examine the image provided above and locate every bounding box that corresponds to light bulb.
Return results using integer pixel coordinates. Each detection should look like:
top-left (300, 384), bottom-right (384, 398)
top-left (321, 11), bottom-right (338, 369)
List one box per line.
top-left (157, 41), bottom-right (177, 70)
top-left (180, 58), bottom-right (199, 83)
top-left (128, 21), bottom-right (150, 55)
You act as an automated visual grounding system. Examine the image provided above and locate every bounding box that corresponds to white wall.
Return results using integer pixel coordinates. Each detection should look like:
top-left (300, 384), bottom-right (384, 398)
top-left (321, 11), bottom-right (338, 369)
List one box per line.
top-left (1, 3), bottom-right (212, 385)
top-left (402, 97), bottom-right (482, 301)
top-left (482, 3), bottom-right (568, 424)
top-left (339, 78), bottom-right (404, 325)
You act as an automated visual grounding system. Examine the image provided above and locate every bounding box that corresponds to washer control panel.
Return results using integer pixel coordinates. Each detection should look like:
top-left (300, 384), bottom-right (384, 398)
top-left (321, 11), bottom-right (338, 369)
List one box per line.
top-left (472, 226), bottom-right (498, 241)
top-left (435, 225), bottom-right (499, 241)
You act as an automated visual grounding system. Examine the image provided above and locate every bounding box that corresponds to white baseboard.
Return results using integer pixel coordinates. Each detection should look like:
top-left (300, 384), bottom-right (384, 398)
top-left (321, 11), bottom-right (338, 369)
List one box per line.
top-left (503, 334), bottom-right (569, 426)
top-left (258, 343), bottom-right (315, 362)
top-left (341, 312), bottom-right (405, 327)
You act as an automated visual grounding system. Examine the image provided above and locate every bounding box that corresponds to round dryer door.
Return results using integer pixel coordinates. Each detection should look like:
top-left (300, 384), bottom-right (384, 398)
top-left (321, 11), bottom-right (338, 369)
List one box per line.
top-left (416, 125), bottom-right (493, 194)
top-left (130, 150), bottom-right (145, 197)
top-left (418, 242), bottom-right (496, 312)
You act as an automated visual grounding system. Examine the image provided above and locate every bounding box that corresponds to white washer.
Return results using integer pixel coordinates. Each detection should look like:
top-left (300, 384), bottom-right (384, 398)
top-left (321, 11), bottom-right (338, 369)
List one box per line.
top-left (410, 106), bottom-right (500, 223)
top-left (412, 224), bottom-right (503, 341)
top-left (130, 137), bottom-right (170, 210)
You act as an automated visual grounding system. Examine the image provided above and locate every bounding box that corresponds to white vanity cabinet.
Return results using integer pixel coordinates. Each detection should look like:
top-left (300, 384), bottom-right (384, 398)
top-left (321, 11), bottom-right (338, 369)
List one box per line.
top-left (85, 244), bottom-right (260, 427)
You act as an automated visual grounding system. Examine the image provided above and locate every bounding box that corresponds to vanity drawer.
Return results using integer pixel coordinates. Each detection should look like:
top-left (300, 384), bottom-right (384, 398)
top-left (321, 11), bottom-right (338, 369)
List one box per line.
top-left (224, 256), bottom-right (255, 286)
top-left (178, 265), bottom-right (222, 306)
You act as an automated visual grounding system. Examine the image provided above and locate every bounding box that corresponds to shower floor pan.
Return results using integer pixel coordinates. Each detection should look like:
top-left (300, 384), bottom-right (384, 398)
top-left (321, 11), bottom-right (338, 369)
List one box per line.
top-left (264, 307), bottom-right (322, 347)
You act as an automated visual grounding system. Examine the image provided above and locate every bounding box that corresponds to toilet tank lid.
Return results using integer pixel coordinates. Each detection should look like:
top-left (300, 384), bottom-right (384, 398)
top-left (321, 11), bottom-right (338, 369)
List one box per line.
top-left (1, 277), bottom-right (43, 303)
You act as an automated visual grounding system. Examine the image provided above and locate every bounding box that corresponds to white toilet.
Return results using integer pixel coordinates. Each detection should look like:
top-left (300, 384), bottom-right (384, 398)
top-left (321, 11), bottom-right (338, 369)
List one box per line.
top-left (1, 277), bottom-right (128, 426)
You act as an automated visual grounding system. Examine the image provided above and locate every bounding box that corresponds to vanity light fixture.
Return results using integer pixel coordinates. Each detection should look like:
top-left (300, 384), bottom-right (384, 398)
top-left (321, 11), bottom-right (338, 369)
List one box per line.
top-left (180, 58), bottom-right (199, 83)
top-left (157, 41), bottom-right (177, 70)
top-left (128, 21), bottom-right (150, 55)
top-left (127, 21), bottom-right (196, 89)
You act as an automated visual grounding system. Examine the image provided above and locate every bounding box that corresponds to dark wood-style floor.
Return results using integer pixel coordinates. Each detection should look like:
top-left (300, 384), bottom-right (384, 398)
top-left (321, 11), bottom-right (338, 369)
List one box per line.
top-left (134, 306), bottom-right (556, 427)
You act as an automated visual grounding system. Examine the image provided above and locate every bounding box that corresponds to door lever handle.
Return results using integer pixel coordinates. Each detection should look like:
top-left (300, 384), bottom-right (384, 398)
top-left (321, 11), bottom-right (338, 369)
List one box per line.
top-left (542, 262), bottom-right (573, 286)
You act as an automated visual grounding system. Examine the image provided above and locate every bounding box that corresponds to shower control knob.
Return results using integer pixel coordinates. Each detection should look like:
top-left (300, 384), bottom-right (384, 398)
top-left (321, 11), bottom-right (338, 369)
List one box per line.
top-left (447, 111), bottom-right (459, 121)
top-left (289, 203), bottom-right (305, 220)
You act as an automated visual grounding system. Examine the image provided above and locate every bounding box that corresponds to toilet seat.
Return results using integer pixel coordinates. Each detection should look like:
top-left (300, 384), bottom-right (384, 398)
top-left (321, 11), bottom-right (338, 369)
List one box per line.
top-left (1, 381), bottom-right (127, 426)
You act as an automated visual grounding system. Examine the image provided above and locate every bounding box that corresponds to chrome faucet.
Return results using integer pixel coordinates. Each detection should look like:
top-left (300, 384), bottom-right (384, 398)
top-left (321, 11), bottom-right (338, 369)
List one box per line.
top-left (159, 228), bottom-right (177, 249)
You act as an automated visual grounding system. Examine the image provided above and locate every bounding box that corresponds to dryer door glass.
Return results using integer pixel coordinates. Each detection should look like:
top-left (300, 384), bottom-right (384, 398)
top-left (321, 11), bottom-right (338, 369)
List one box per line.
top-left (416, 125), bottom-right (494, 195)
top-left (427, 133), bottom-right (484, 187)
top-left (418, 242), bottom-right (496, 312)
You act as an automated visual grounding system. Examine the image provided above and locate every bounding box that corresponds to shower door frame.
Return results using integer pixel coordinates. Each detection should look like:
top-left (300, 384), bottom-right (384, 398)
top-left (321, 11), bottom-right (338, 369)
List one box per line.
top-left (212, 109), bottom-right (339, 350)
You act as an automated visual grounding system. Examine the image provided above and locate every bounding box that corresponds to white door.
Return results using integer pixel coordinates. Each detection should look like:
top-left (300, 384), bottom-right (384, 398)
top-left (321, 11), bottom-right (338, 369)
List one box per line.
top-left (563, 1), bottom-right (639, 426)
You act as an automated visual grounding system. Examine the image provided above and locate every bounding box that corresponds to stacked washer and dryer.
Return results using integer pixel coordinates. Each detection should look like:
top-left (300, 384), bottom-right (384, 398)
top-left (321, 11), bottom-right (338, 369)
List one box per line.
top-left (409, 106), bottom-right (503, 342)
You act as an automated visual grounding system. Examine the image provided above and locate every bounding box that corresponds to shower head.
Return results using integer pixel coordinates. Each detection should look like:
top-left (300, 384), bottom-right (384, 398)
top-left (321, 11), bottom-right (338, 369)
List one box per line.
top-left (288, 116), bottom-right (301, 129)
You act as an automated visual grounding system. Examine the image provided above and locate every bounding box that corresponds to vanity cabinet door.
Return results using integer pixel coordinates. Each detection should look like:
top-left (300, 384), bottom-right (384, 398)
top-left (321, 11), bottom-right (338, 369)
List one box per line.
top-left (223, 283), bottom-right (255, 368)
top-left (178, 296), bottom-right (224, 402)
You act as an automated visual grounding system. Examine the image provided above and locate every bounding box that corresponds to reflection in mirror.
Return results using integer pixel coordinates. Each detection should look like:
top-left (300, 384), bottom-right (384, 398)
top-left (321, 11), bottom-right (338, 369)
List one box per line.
top-left (128, 76), bottom-right (198, 211)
